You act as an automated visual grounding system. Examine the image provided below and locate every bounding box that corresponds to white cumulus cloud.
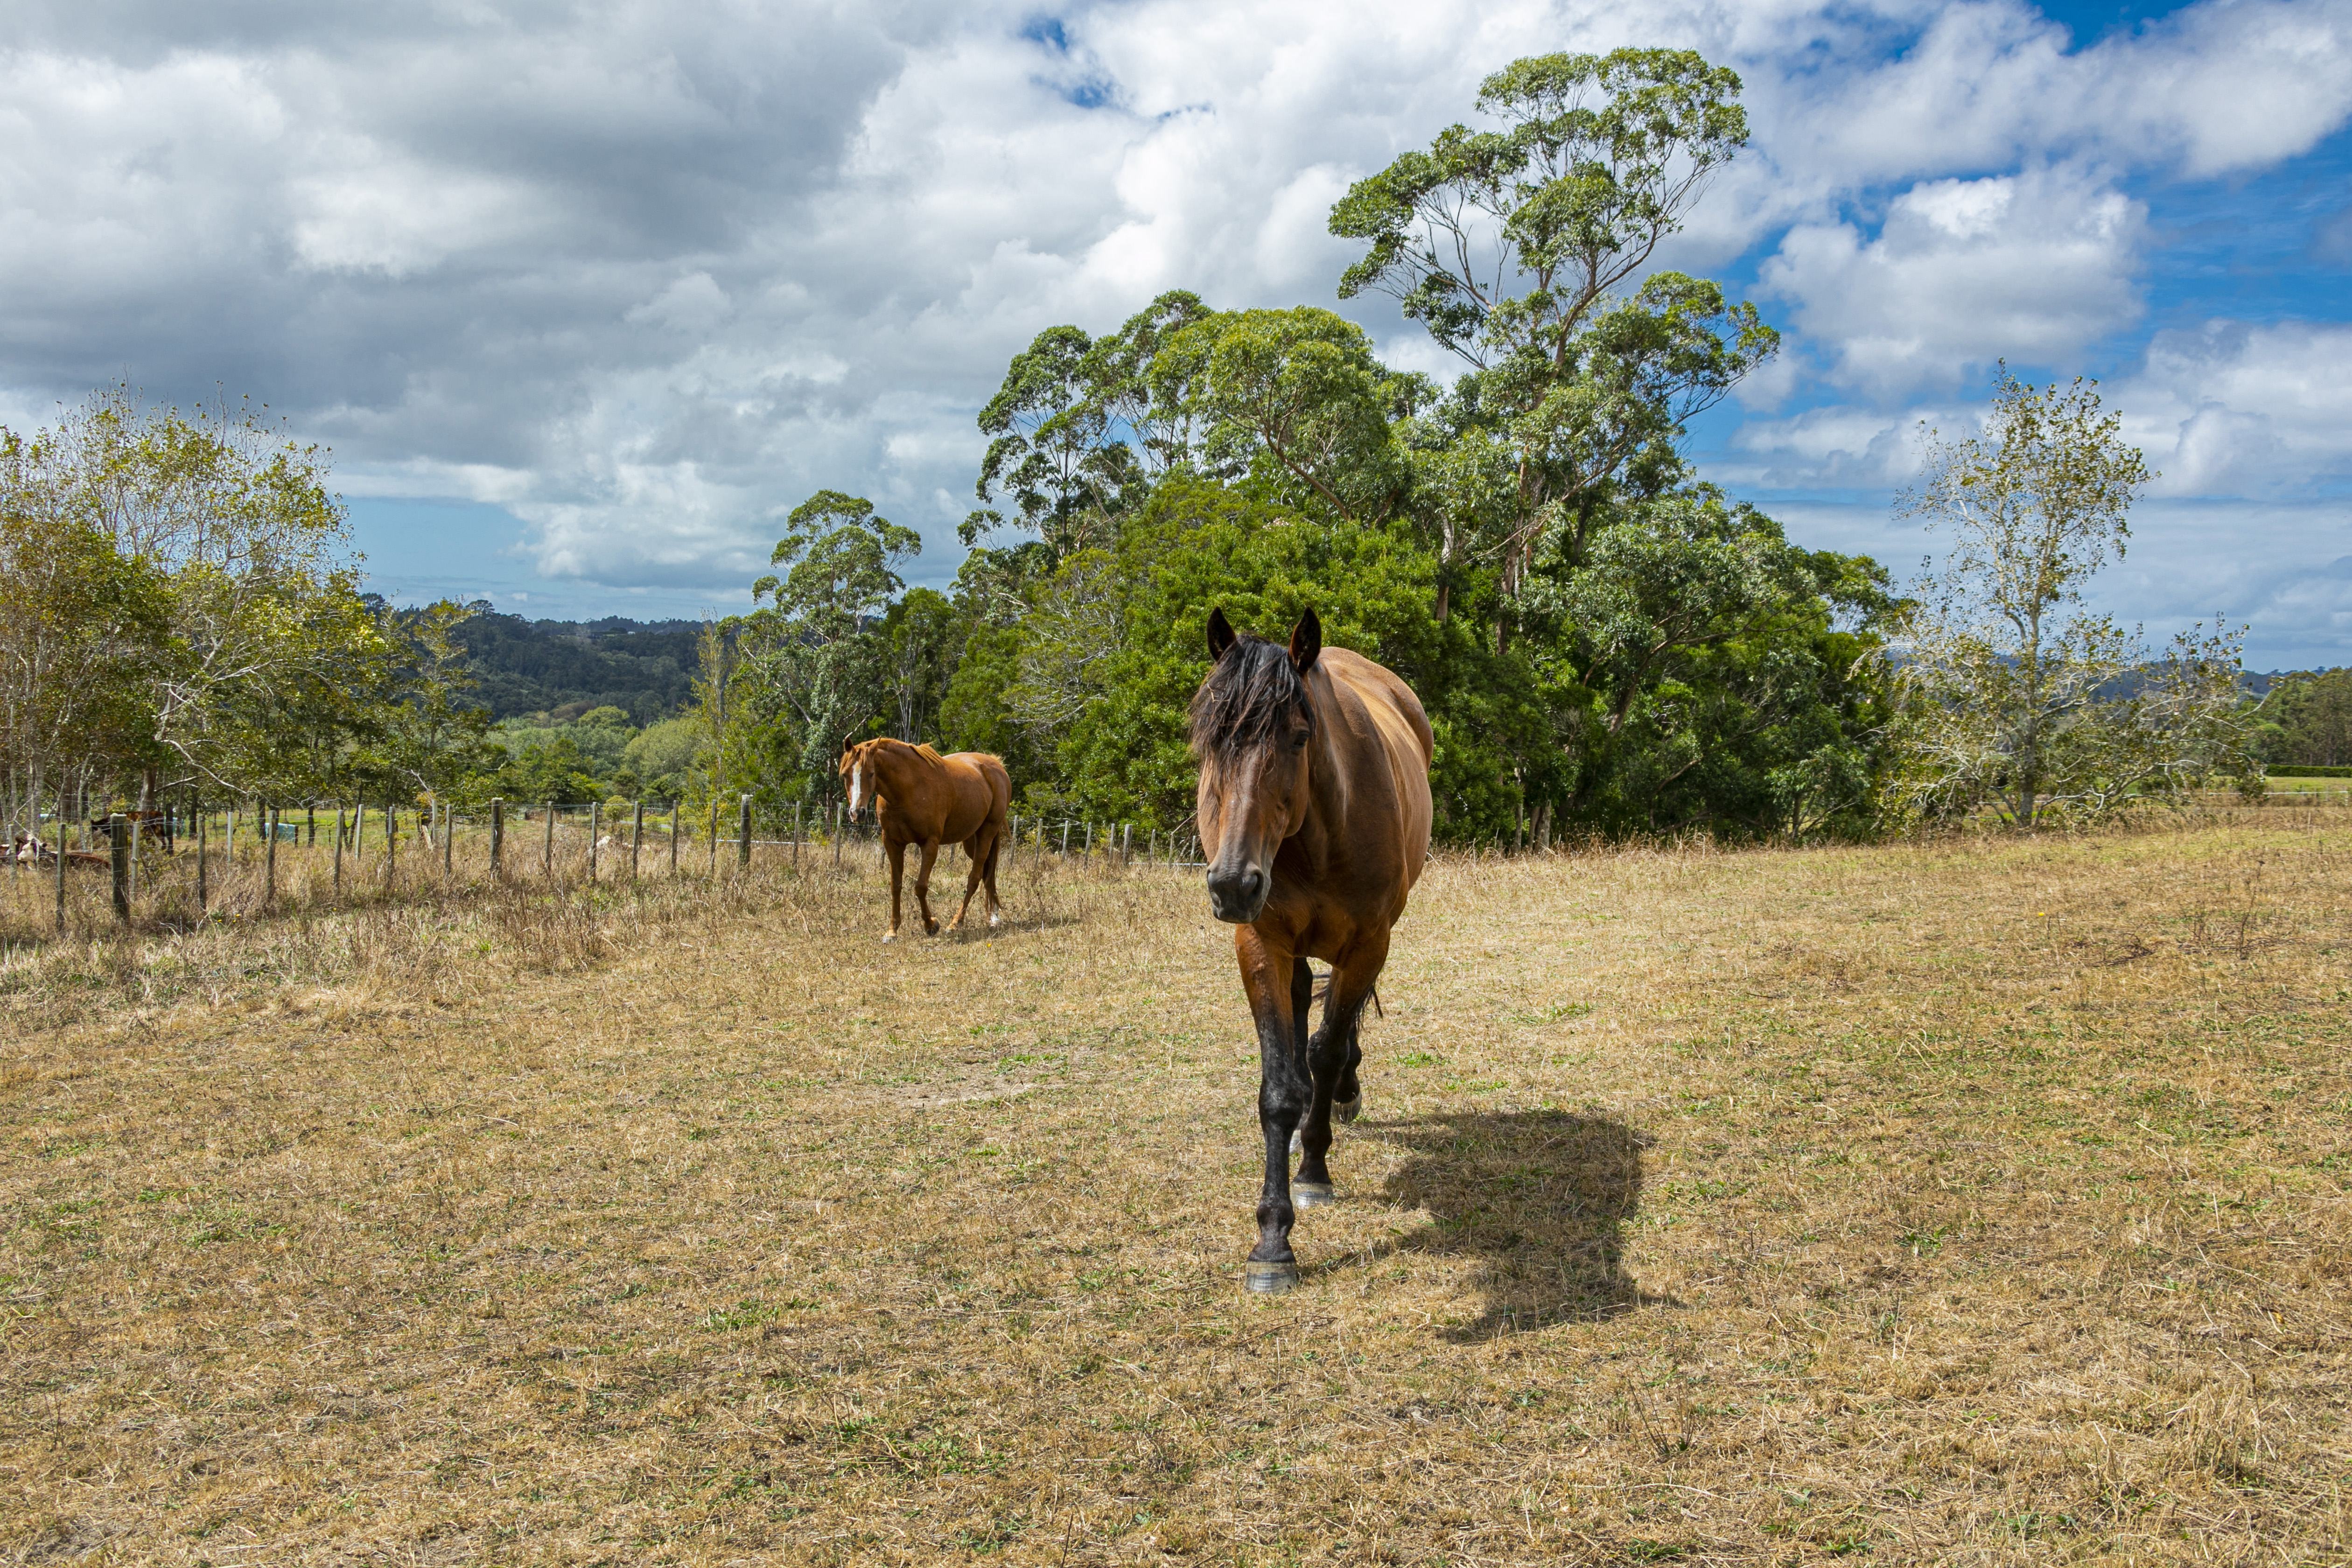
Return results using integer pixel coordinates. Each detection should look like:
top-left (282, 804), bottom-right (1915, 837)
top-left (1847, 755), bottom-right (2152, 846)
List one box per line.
top-left (1758, 166), bottom-right (2145, 396)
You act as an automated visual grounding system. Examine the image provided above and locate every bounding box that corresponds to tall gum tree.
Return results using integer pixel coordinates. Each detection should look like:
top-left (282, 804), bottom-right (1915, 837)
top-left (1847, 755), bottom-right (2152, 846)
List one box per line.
top-left (1330, 49), bottom-right (1778, 642)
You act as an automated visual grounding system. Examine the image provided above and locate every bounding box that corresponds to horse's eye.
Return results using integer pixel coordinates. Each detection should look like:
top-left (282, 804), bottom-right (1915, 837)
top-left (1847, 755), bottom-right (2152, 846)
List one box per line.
top-left (1291, 733), bottom-right (1309, 751)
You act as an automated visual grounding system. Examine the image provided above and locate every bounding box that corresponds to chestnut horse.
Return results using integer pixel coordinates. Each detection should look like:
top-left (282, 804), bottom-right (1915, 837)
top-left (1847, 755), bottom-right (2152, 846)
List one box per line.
top-left (1193, 606), bottom-right (1433, 1292)
top-left (839, 738), bottom-right (1011, 940)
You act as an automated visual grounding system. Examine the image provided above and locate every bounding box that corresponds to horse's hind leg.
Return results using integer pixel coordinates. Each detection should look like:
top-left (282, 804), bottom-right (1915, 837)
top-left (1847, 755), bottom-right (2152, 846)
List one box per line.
top-left (978, 824), bottom-right (1003, 925)
top-left (1333, 1015), bottom-right (1365, 1124)
top-left (1295, 940), bottom-right (1386, 1205)
top-left (913, 840), bottom-right (943, 935)
top-left (949, 827), bottom-right (989, 929)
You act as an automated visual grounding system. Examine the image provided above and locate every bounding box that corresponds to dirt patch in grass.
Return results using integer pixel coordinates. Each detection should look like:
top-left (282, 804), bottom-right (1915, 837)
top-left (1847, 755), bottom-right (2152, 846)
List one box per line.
top-left (3, 813), bottom-right (2350, 1564)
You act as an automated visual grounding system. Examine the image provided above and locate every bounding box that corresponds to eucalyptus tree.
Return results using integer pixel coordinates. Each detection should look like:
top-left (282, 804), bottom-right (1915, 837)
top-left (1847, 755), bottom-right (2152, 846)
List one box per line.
top-left (1330, 49), bottom-right (1778, 623)
top-left (961, 291), bottom-right (1220, 561)
top-left (725, 490), bottom-right (923, 801)
top-left (1889, 372), bottom-right (2251, 826)
top-left (1149, 306), bottom-right (1420, 523)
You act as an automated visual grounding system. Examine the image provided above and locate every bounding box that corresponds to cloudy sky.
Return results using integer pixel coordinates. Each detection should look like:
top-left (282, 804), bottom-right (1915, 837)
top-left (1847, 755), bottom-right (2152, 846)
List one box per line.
top-left (3, 0), bottom-right (2349, 666)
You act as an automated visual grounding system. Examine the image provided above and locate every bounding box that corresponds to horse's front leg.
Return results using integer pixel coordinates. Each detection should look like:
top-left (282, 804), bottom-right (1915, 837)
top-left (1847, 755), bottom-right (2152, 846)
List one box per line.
top-left (913, 840), bottom-right (942, 934)
top-left (883, 836), bottom-right (907, 941)
top-left (1294, 937), bottom-right (1387, 1205)
top-left (1239, 931), bottom-right (1310, 1292)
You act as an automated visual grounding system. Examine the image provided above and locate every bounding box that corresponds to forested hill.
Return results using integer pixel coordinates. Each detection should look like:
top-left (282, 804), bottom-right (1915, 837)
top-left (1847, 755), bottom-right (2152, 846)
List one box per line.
top-left (448, 611), bottom-right (701, 721)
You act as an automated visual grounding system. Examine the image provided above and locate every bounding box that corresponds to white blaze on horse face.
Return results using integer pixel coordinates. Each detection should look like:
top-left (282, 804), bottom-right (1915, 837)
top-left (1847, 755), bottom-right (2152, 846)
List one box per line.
top-left (848, 761), bottom-right (864, 816)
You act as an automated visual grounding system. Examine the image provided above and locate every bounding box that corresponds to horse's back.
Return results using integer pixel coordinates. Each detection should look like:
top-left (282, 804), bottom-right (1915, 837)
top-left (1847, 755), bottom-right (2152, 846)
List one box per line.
top-left (1318, 647), bottom-right (1434, 895)
top-left (942, 750), bottom-right (1011, 830)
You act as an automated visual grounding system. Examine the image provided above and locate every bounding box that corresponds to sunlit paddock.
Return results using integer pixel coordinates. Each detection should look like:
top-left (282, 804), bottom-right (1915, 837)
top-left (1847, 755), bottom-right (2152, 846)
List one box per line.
top-left (3, 810), bottom-right (2349, 1565)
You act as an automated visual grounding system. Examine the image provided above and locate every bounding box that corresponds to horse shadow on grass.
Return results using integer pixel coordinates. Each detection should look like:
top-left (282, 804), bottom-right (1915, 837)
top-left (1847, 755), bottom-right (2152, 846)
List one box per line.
top-left (1359, 1109), bottom-right (1666, 1341)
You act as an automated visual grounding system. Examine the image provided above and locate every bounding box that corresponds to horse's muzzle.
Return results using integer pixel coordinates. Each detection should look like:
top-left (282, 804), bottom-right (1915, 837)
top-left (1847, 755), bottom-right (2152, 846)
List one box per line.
top-left (1204, 863), bottom-right (1267, 924)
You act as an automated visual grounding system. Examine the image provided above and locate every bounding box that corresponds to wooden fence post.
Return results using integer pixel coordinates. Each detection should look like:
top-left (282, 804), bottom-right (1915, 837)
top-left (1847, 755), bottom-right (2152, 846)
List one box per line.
top-left (266, 804), bottom-right (279, 906)
top-left (385, 805), bottom-right (397, 889)
top-left (54, 792), bottom-right (68, 934)
top-left (631, 800), bottom-right (644, 878)
top-left (543, 801), bottom-right (555, 877)
top-left (490, 798), bottom-right (503, 876)
top-left (332, 806), bottom-right (344, 891)
top-left (589, 802), bottom-right (601, 882)
top-left (669, 800), bottom-right (679, 875)
top-left (109, 813), bottom-right (129, 924)
top-left (737, 795), bottom-right (752, 869)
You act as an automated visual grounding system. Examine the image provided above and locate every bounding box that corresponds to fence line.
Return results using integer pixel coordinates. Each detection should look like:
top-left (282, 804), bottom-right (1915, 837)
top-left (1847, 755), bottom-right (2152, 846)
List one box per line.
top-left (0, 795), bottom-right (1215, 942)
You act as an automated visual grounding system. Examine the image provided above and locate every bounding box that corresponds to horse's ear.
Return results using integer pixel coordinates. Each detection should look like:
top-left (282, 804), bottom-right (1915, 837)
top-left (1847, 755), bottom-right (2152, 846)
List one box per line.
top-left (1205, 607), bottom-right (1237, 662)
top-left (841, 733), bottom-right (860, 756)
top-left (1288, 607), bottom-right (1321, 676)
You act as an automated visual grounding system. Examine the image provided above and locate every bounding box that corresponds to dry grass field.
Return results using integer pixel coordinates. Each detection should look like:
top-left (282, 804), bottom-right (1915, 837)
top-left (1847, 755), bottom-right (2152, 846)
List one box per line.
top-left (3, 811), bottom-right (2349, 1566)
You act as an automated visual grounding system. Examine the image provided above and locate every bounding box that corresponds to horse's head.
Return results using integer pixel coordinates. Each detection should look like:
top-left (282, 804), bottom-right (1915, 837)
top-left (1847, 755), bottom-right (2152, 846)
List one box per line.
top-left (839, 735), bottom-right (883, 816)
top-left (1191, 606), bottom-right (1321, 924)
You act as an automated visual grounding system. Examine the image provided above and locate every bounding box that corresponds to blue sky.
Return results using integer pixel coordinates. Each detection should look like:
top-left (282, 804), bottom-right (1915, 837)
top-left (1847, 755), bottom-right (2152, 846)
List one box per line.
top-left (3, 0), bottom-right (2349, 663)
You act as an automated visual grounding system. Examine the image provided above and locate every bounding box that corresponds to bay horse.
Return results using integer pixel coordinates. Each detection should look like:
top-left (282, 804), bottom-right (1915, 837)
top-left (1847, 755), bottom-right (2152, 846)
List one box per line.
top-left (839, 738), bottom-right (1012, 940)
top-left (1192, 606), bottom-right (1433, 1292)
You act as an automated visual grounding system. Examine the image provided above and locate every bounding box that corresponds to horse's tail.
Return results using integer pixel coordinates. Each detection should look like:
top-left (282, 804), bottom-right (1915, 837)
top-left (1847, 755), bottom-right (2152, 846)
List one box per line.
top-left (1310, 971), bottom-right (1385, 1020)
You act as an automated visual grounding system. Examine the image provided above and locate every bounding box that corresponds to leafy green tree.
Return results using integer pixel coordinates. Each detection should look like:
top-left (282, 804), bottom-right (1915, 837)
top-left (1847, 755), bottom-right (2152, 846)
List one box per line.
top-left (1154, 307), bottom-right (1419, 522)
top-left (1525, 491), bottom-right (1898, 836)
top-left (0, 387), bottom-right (386, 813)
top-left (499, 735), bottom-right (605, 806)
top-left (1016, 476), bottom-right (1533, 833)
top-left (0, 453), bottom-right (169, 824)
top-left (965, 326), bottom-right (1140, 560)
top-left (2257, 670), bottom-right (2352, 767)
top-left (1889, 371), bottom-right (2252, 825)
top-left (620, 716), bottom-right (707, 801)
top-left (962, 291), bottom-right (1222, 565)
top-left (377, 600), bottom-right (507, 810)
top-left (881, 588), bottom-right (962, 742)
top-left (1330, 50), bottom-right (1777, 621)
top-left (712, 490), bottom-right (919, 807)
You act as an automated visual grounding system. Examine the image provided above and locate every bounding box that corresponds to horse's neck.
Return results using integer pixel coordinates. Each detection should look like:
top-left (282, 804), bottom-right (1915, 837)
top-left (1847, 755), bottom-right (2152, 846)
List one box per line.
top-left (871, 741), bottom-right (930, 794)
top-left (1302, 676), bottom-right (1366, 842)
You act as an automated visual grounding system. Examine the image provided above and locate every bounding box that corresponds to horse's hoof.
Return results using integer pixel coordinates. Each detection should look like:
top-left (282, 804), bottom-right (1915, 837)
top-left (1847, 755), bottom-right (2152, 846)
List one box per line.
top-left (988, 912), bottom-right (1000, 927)
top-left (1293, 1180), bottom-right (1336, 1208)
top-left (1244, 1260), bottom-right (1301, 1294)
top-left (882, 931), bottom-right (897, 943)
top-left (1334, 1092), bottom-right (1362, 1125)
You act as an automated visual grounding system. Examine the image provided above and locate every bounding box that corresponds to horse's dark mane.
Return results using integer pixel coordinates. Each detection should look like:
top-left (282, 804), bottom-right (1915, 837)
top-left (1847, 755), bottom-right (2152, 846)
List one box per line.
top-left (1190, 635), bottom-right (1311, 760)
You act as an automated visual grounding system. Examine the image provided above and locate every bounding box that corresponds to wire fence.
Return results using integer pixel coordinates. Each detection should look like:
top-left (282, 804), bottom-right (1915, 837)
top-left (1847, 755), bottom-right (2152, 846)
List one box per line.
top-left (0, 794), bottom-right (1209, 945)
